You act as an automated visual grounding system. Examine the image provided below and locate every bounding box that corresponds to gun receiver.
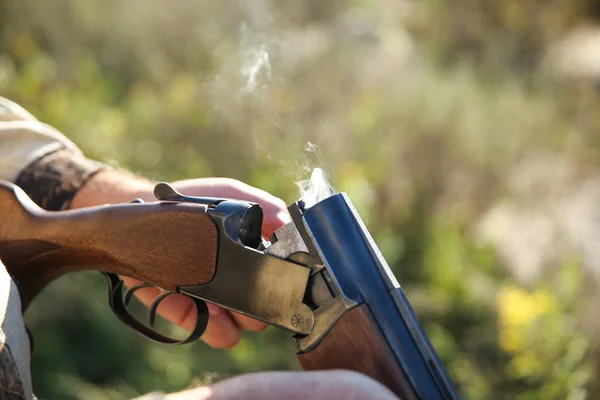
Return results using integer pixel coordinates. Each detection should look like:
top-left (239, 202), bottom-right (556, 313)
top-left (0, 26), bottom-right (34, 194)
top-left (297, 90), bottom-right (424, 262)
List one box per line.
top-left (0, 180), bottom-right (460, 399)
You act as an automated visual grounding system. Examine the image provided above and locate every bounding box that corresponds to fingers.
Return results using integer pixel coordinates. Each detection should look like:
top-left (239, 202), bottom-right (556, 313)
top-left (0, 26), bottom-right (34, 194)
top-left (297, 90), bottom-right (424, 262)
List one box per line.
top-left (230, 313), bottom-right (268, 332)
top-left (237, 184), bottom-right (291, 236)
top-left (239, 184), bottom-right (291, 237)
top-left (262, 208), bottom-right (292, 238)
top-left (201, 304), bottom-right (241, 348)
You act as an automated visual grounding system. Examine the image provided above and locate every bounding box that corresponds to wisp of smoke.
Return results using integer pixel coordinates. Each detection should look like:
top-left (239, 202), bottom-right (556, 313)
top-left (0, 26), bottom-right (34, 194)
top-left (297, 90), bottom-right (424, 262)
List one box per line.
top-left (296, 167), bottom-right (336, 208)
top-left (241, 43), bottom-right (271, 92)
top-left (208, 1), bottom-right (332, 195)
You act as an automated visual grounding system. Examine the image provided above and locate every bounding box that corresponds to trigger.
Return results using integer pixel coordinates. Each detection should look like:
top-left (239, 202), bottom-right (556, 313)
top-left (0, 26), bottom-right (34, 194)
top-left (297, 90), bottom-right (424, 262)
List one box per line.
top-left (102, 272), bottom-right (210, 345)
top-left (148, 291), bottom-right (173, 327)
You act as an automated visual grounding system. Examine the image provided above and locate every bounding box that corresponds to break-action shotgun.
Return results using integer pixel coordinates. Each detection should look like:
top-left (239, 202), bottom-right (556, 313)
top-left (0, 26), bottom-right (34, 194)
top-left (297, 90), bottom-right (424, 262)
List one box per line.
top-left (0, 179), bottom-right (460, 399)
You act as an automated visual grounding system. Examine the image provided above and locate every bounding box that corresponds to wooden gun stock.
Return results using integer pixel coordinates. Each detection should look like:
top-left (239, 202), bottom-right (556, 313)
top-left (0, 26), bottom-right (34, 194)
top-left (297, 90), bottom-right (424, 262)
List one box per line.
top-left (297, 305), bottom-right (414, 399)
top-left (0, 181), bottom-right (219, 308)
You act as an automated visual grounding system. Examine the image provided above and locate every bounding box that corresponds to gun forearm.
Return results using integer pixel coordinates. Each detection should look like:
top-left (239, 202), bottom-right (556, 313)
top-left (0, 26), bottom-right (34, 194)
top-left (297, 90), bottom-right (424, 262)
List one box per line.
top-left (297, 305), bottom-right (415, 399)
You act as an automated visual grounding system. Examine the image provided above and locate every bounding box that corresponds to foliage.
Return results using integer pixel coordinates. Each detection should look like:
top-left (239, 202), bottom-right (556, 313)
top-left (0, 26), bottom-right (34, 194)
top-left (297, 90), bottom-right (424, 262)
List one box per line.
top-left (2, 0), bottom-right (600, 398)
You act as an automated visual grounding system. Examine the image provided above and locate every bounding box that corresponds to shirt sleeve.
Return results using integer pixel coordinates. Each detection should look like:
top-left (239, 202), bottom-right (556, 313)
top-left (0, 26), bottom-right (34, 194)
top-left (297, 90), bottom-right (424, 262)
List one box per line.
top-left (0, 97), bottom-right (107, 210)
top-left (0, 96), bottom-right (84, 183)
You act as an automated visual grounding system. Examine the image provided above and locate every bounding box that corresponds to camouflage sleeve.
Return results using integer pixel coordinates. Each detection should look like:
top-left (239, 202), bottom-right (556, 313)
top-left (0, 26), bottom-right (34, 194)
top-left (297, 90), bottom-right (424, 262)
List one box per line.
top-left (0, 97), bottom-right (108, 210)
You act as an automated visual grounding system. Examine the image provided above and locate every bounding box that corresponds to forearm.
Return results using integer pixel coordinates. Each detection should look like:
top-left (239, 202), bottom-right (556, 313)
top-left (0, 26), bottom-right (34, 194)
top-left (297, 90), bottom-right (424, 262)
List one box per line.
top-left (69, 168), bottom-right (154, 209)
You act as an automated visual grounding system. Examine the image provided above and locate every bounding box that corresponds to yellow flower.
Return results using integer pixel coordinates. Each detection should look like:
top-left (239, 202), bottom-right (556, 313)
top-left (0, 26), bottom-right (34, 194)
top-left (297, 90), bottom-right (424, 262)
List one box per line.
top-left (496, 285), bottom-right (553, 353)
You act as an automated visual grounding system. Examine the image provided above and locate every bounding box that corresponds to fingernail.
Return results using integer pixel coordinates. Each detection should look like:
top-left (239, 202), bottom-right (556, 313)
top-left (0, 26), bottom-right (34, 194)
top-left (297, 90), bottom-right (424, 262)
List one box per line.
top-left (207, 303), bottom-right (222, 317)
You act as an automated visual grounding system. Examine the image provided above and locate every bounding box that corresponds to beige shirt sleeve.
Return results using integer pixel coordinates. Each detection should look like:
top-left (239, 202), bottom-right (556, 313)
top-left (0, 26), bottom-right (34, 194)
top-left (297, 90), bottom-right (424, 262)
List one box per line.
top-left (0, 96), bottom-right (83, 182)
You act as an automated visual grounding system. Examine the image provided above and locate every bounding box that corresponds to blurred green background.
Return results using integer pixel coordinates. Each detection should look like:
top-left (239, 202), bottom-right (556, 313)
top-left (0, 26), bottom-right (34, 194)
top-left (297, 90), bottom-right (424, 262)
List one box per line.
top-left (3, 0), bottom-right (600, 398)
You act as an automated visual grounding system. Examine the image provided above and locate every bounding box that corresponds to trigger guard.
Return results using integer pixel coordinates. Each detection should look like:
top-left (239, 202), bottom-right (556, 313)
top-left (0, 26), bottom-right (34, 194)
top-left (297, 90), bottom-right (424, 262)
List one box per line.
top-left (103, 273), bottom-right (209, 345)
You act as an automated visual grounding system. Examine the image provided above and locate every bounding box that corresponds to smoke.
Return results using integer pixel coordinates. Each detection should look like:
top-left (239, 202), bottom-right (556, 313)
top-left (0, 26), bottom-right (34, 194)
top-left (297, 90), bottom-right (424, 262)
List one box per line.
top-left (241, 43), bottom-right (271, 93)
top-left (202, 0), bottom-right (278, 113)
top-left (204, 1), bottom-right (332, 197)
top-left (235, 0), bottom-right (276, 99)
top-left (292, 141), bottom-right (337, 207)
top-left (296, 167), bottom-right (336, 208)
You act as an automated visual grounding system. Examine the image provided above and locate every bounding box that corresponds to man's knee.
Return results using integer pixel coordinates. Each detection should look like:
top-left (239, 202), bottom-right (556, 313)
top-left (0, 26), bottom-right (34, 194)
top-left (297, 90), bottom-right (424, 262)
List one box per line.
top-left (311, 370), bottom-right (399, 399)
top-left (169, 370), bottom-right (399, 400)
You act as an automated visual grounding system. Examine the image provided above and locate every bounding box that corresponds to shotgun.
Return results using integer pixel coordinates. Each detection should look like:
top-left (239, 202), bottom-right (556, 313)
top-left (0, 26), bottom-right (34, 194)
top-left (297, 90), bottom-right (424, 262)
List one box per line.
top-left (0, 179), bottom-right (460, 399)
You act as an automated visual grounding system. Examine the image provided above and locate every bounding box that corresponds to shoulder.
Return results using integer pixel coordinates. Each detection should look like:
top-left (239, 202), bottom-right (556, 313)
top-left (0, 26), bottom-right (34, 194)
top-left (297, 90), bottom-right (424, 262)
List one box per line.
top-left (0, 97), bottom-right (38, 122)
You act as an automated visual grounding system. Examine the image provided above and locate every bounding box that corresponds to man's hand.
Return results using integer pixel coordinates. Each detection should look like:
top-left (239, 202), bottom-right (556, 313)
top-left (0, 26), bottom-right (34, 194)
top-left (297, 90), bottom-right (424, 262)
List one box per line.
top-left (71, 171), bottom-right (291, 348)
